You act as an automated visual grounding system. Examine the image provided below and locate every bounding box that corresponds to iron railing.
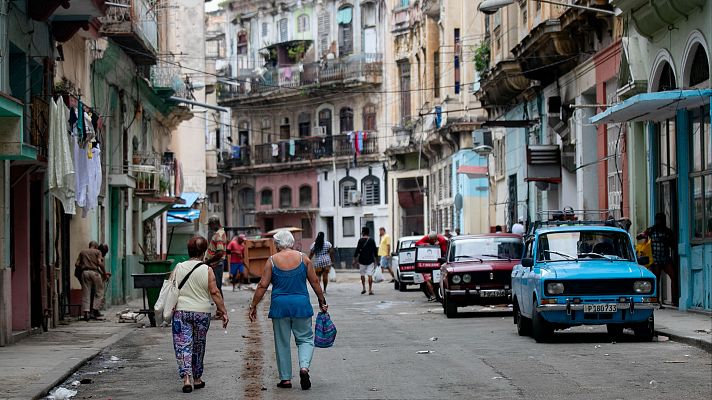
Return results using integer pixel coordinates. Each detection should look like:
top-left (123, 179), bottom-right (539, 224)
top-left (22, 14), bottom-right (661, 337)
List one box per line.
top-left (252, 132), bottom-right (378, 165)
top-left (100, 0), bottom-right (158, 54)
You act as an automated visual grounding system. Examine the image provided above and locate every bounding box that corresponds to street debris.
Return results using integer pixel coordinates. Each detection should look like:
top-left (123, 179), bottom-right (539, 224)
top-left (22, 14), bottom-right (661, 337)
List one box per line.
top-left (663, 360), bottom-right (687, 364)
top-left (230, 309), bottom-right (236, 313)
top-left (370, 387), bottom-right (379, 391)
top-left (654, 336), bottom-right (669, 342)
top-left (416, 350), bottom-right (433, 354)
top-left (429, 337), bottom-right (438, 341)
top-left (47, 387), bottom-right (77, 399)
top-left (109, 356), bottom-right (120, 362)
top-left (370, 349), bottom-right (379, 352)
top-left (604, 354), bottom-right (610, 356)
top-left (70, 381), bottom-right (80, 387)
top-left (649, 380), bottom-right (658, 389)
top-left (157, 357), bottom-right (163, 361)
top-left (694, 329), bottom-right (712, 334)
top-left (594, 345), bottom-right (602, 349)
top-left (491, 376), bottom-right (504, 380)
top-left (261, 386), bottom-right (267, 391)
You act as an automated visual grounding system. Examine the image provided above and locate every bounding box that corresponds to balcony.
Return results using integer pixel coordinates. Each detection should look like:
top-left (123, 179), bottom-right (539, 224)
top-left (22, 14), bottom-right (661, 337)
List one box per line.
top-left (100, 0), bottom-right (158, 65)
top-left (218, 146), bottom-right (251, 170)
top-left (151, 61), bottom-right (189, 99)
top-left (217, 54), bottom-right (383, 104)
top-left (613, 0), bottom-right (706, 38)
top-left (130, 152), bottom-right (182, 198)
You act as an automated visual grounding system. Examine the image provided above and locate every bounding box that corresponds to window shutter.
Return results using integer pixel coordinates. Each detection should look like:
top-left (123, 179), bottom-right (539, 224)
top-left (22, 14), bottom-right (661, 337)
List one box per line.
top-left (319, 11), bottom-right (331, 54)
top-left (339, 23), bottom-right (353, 56)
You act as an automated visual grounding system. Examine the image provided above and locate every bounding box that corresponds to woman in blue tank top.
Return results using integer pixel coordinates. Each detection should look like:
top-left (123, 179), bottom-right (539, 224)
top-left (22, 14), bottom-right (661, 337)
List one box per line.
top-left (249, 230), bottom-right (328, 390)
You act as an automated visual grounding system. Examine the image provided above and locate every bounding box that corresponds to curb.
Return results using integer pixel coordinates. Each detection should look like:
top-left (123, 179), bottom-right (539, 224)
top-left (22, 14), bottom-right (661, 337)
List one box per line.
top-left (655, 329), bottom-right (712, 354)
top-left (26, 327), bottom-right (136, 400)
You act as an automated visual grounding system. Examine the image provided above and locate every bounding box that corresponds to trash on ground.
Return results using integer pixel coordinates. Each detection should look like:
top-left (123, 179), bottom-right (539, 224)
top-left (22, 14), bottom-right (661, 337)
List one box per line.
top-left (261, 386), bottom-right (267, 391)
top-left (109, 356), bottom-right (120, 362)
top-left (663, 360), bottom-right (686, 363)
top-left (604, 354), bottom-right (610, 356)
top-left (370, 388), bottom-right (379, 391)
top-left (230, 309), bottom-right (236, 313)
top-left (491, 376), bottom-right (504, 380)
top-left (370, 349), bottom-right (379, 352)
top-left (70, 381), bottom-right (80, 387)
top-left (429, 337), bottom-right (438, 341)
top-left (694, 329), bottom-right (712, 334)
top-left (649, 380), bottom-right (658, 389)
top-left (416, 350), bottom-right (432, 354)
top-left (654, 335), bottom-right (669, 342)
top-left (157, 357), bottom-right (163, 361)
top-left (47, 387), bottom-right (77, 399)
top-left (594, 345), bottom-right (602, 349)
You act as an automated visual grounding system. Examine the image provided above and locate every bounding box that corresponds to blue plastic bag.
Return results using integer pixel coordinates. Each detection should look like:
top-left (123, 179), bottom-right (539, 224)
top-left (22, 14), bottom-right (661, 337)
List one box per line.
top-left (314, 312), bottom-right (337, 348)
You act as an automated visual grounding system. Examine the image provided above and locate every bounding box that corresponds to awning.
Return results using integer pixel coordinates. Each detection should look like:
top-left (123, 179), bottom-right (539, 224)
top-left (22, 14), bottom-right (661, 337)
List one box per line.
top-left (457, 165), bottom-right (488, 178)
top-left (590, 89), bottom-right (712, 124)
top-left (172, 192), bottom-right (201, 209)
top-left (167, 209), bottom-right (201, 224)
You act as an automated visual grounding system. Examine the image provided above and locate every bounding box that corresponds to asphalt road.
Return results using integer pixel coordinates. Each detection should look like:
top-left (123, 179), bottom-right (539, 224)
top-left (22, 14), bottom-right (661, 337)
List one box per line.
top-left (52, 273), bottom-right (712, 399)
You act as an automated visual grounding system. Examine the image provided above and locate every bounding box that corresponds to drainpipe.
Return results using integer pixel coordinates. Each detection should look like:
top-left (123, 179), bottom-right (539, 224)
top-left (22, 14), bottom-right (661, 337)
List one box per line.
top-left (169, 96), bottom-right (231, 145)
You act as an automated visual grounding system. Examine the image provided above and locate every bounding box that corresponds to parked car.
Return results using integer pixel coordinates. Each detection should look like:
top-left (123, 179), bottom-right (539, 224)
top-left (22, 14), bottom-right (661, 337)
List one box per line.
top-left (392, 236), bottom-right (421, 291)
top-left (439, 234), bottom-right (523, 317)
top-left (512, 224), bottom-right (659, 342)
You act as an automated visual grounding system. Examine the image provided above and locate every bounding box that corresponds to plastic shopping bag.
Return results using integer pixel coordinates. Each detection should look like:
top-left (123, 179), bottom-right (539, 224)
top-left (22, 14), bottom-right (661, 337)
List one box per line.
top-left (373, 266), bottom-right (384, 283)
top-left (314, 312), bottom-right (337, 348)
top-left (155, 273), bottom-right (179, 321)
top-left (328, 266), bottom-right (337, 282)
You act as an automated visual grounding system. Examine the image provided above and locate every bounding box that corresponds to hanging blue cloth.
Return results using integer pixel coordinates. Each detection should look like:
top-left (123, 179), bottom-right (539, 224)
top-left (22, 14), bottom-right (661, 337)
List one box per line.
top-left (435, 106), bottom-right (442, 128)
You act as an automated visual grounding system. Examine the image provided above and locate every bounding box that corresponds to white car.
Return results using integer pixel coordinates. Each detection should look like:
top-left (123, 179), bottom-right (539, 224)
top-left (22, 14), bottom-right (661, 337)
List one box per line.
top-left (392, 236), bottom-right (422, 291)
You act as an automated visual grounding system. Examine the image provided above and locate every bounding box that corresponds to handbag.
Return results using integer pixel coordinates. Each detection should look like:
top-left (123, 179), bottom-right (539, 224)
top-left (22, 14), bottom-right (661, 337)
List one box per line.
top-left (155, 262), bottom-right (205, 321)
top-left (635, 239), bottom-right (654, 268)
top-left (314, 311), bottom-right (337, 348)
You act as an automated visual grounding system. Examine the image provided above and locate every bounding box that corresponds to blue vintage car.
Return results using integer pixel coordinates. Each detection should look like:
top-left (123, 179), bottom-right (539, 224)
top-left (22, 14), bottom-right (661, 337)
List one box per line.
top-left (512, 224), bottom-right (659, 342)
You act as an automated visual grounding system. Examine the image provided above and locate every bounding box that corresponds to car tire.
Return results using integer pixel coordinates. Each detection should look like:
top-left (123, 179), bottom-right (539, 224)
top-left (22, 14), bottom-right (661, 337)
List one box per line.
top-left (444, 295), bottom-right (457, 318)
top-left (434, 283), bottom-right (443, 303)
top-left (514, 301), bottom-right (531, 336)
top-left (606, 324), bottom-right (624, 337)
top-left (531, 298), bottom-right (552, 343)
top-left (633, 315), bottom-right (655, 342)
top-left (394, 279), bottom-right (400, 291)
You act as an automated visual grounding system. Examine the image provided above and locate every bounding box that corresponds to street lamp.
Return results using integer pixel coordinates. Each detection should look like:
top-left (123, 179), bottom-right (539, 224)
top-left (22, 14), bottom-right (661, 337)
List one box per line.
top-left (478, 0), bottom-right (620, 16)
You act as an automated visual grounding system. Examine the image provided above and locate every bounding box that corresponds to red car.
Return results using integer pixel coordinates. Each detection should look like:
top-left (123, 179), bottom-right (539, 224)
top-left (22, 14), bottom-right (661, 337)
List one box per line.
top-left (439, 234), bottom-right (523, 317)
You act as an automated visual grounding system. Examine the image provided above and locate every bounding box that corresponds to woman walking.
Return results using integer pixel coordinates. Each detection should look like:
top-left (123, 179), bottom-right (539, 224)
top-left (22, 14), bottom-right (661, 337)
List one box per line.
top-left (308, 232), bottom-right (335, 293)
top-left (172, 236), bottom-right (229, 393)
top-left (249, 230), bottom-right (328, 390)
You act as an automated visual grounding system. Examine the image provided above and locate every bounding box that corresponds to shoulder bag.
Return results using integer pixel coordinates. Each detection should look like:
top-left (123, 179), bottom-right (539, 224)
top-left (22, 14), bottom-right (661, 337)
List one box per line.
top-left (155, 262), bottom-right (206, 321)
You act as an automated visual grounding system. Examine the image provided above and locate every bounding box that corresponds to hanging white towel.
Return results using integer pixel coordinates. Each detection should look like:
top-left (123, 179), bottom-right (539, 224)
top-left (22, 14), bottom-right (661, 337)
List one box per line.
top-left (48, 98), bottom-right (76, 214)
top-left (271, 143), bottom-right (279, 156)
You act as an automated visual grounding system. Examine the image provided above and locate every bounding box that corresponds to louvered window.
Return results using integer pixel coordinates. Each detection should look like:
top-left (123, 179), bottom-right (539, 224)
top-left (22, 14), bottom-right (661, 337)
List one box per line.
top-left (337, 6), bottom-right (353, 56)
top-left (297, 14), bottom-right (309, 33)
top-left (362, 176), bottom-right (380, 205)
top-left (340, 177), bottom-right (357, 206)
top-left (318, 11), bottom-right (331, 54)
top-left (279, 18), bottom-right (288, 42)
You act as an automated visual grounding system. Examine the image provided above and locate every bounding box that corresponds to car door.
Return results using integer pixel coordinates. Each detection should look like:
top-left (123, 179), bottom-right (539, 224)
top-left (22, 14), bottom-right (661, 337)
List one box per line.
top-left (512, 239), bottom-right (531, 304)
top-left (520, 236), bottom-right (538, 317)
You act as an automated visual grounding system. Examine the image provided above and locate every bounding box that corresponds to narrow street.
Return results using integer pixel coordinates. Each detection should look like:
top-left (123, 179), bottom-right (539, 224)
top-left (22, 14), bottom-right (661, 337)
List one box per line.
top-left (55, 273), bottom-right (711, 400)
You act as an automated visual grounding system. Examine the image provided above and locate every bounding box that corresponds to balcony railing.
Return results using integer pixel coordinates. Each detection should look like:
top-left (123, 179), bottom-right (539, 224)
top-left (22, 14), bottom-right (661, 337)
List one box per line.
top-left (100, 0), bottom-right (158, 64)
top-left (219, 54), bottom-right (383, 101)
top-left (151, 61), bottom-right (189, 98)
top-left (30, 96), bottom-right (50, 161)
top-left (130, 151), bottom-right (182, 197)
top-left (251, 133), bottom-right (378, 165)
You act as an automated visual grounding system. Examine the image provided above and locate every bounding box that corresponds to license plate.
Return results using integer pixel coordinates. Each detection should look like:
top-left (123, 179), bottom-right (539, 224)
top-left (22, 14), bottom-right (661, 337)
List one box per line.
top-left (583, 304), bottom-right (618, 313)
top-left (480, 289), bottom-right (506, 298)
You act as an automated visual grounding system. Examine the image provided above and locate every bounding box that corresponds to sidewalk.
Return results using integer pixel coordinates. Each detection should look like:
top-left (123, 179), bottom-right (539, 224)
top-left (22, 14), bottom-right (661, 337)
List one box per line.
top-left (654, 307), bottom-right (712, 353)
top-left (0, 301), bottom-right (144, 400)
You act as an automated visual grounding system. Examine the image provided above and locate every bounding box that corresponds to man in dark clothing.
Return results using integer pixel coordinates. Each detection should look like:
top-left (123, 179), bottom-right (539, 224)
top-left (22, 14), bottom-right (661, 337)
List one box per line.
top-left (354, 226), bottom-right (378, 295)
top-left (641, 212), bottom-right (678, 306)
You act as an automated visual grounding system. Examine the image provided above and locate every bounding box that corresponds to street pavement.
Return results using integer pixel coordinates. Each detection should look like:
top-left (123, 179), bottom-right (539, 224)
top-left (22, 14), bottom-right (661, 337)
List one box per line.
top-left (40, 272), bottom-right (711, 400)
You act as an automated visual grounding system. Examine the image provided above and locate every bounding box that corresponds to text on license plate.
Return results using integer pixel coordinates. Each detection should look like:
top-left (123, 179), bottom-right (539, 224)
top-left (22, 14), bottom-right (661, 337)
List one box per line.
top-left (583, 304), bottom-right (618, 313)
top-left (480, 290), bottom-right (506, 298)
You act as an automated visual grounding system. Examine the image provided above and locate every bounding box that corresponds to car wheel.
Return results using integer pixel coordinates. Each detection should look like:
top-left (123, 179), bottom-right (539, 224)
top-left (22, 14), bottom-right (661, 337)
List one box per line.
top-left (434, 283), bottom-right (443, 303)
top-left (445, 295), bottom-right (457, 318)
top-left (606, 324), bottom-right (624, 337)
top-left (633, 315), bottom-right (655, 342)
top-left (531, 298), bottom-right (552, 343)
top-left (394, 279), bottom-right (400, 291)
top-left (514, 301), bottom-right (531, 336)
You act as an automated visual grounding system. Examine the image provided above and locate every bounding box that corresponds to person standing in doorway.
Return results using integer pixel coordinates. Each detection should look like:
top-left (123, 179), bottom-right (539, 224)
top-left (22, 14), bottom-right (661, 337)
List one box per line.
top-left (309, 232), bottom-right (334, 293)
top-left (378, 227), bottom-right (395, 282)
top-left (640, 212), bottom-right (678, 307)
top-left (75, 241), bottom-right (110, 321)
top-left (227, 234), bottom-right (246, 291)
top-left (205, 215), bottom-right (227, 298)
top-left (354, 226), bottom-right (378, 295)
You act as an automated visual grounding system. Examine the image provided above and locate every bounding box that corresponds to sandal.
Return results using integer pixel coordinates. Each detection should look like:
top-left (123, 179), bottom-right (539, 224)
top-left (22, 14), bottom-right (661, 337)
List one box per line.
top-left (361, 290), bottom-right (366, 295)
top-left (300, 369), bottom-right (311, 390)
top-left (194, 381), bottom-right (205, 389)
top-left (182, 384), bottom-right (193, 393)
top-left (277, 380), bottom-right (292, 388)
top-left (369, 291), bottom-right (374, 295)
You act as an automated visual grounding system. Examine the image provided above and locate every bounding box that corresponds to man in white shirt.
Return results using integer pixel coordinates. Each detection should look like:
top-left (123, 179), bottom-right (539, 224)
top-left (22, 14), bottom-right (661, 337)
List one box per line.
top-left (511, 217), bottom-right (526, 235)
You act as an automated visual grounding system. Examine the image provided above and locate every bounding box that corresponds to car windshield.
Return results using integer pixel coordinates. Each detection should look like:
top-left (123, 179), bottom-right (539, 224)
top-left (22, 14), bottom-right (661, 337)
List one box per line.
top-left (536, 230), bottom-right (635, 262)
top-left (449, 238), bottom-right (523, 261)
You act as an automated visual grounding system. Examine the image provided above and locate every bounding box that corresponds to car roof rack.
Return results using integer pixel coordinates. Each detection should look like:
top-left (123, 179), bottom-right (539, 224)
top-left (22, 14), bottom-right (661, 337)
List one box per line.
top-left (527, 209), bottom-right (630, 236)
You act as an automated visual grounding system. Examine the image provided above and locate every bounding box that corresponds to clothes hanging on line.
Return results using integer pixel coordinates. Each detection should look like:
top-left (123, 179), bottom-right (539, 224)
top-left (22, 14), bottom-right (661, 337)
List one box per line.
top-left (271, 143), bottom-right (279, 157)
top-left (289, 139), bottom-right (296, 156)
top-left (48, 98), bottom-right (76, 215)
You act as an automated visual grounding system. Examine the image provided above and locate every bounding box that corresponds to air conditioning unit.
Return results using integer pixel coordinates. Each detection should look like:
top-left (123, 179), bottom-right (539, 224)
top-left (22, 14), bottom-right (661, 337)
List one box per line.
top-left (348, 190), bottom-right (362, 205)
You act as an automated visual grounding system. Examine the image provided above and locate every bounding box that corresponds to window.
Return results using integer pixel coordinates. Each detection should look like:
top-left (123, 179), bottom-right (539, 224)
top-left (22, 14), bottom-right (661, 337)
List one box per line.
top-left (362, 175), bottom-right (380, 205)
top-left (261, 117), bottom-right (272, 143)
top-left (339, 107), bottom-right (354, 133)
top-left (340, 177), bottom-right (357, 206)
top-left (318, 108), bottom-right (332, 136)
top-left (607, 124), bottom-right (624, 212)
top-left (519, 0), bottom-right (527, 25)
top-left (299, 185), bottom-right (312, 207)
top-left (297, 14), bottom-right (309, 33)
top-left (494, 138), bottom-right (505, 177)
top-left (690, 106), bottom-right (712, 240)
top-left (337, 6), bottom-right (353, 56)
top-left (278, 18), bottom-right (288, 42)
top-left (280, 117), bottom-right (290, 140)
top-left (260, 189), bottom-right (273, 206)
top-left (279, 186), bottom-right (292, 208)
top-left (655, 118), bottom-right (677, 242)
top-left (298, 112), bottom-right (311, 137)
top-left (301, 218), bottom-right (313, 238)
top-left (454, 28), bottom-right (461, 95)
top-left (363, 104), bottom-right (377, 131)
top-left (264, 218), bottom-right (274, 232)
top-left (318, 10), bottom-right (331, 54)
top-left (398, 60), bottom-right (411, 123)
top-left (262, 22), bottom-right (269, 38)
top-left (433, 50), bottom-right (440, 98)
top-left (237, 31), bottom-right (248, 55)
top-left (343, 216), bottom-right (355, 237)
top-left (238, 188), bottom-right (255, 209)
top-left (689, 45), bottom-right (710, 87)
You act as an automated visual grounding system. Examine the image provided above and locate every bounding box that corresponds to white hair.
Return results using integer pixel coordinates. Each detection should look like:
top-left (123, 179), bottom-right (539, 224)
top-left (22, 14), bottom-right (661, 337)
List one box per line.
top-left (273, 230), bottom-right (295, 250)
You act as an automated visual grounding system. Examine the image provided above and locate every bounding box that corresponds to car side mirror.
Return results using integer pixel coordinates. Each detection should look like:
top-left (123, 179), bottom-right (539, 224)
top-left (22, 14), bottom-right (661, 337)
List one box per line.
top-left (637, 256), bottom-right (650, 266)
top-left (438, 257), bottom-right (447, 264)
top-left (521, 258), bottom-right (534, 269)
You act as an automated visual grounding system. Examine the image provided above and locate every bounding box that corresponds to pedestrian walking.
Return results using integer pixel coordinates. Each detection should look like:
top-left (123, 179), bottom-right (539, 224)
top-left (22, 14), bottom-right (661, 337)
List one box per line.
top-left (511, 217), bottom-right (526, 235)
top-left (308, 232), bottom-right (334, 293)
top-left (205, 215), bottom-right (227, 297)
top-left (249, 230), bottom-right (328, 390)
top-left (74, 241), bottom-right (110, 321)
top-left (378, 227), bottom-right (395, 282)
top-left (227, 234), bottom-right (247, 291)
top-left (354, 226), bottom-right (378, 295)
top-left (639, 212), bottom-right (678, 306)
top-left (172, 236), bottom-right (229, 393)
